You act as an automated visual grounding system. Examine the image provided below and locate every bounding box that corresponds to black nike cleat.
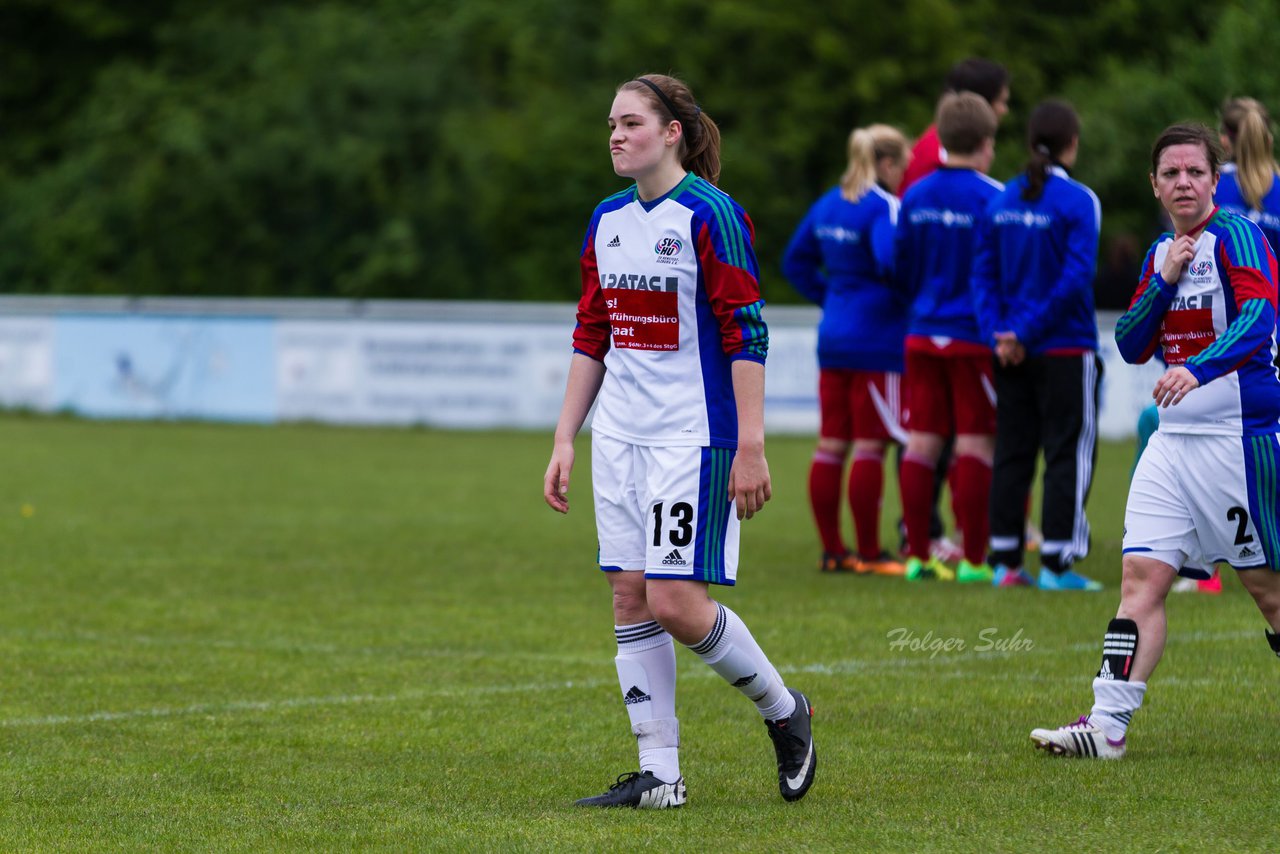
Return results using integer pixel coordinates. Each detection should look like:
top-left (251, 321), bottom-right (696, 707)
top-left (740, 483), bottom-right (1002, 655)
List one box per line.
top-left (765, 689), bottom-right (817, 802)
top-left (574, 771), bottom-right (686, 809)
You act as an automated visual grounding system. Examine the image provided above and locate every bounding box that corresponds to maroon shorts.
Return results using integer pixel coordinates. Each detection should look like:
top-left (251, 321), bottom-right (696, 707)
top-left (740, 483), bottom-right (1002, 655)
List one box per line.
top-left (902, 351), bottom-right (996, 436)
top-left (818, 368), bottom-right (906, 443)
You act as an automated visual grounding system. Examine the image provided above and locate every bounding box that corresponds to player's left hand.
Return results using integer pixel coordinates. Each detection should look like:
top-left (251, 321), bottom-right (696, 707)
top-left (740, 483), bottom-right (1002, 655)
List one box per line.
top-left (728, 447), bottom-right (772, 520)
top-left (1152, 366), bottom-right (1200, 408)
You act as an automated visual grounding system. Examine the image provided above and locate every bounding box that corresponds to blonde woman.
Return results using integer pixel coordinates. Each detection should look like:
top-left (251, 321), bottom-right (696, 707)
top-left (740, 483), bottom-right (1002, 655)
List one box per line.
top-left (782, 124), bottom-right (911, 575)
top-left (1216, 96), bottom-right (1280, 254)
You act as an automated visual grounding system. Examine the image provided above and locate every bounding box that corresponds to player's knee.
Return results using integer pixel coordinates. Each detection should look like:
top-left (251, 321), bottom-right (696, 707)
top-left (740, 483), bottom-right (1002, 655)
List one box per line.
top-left (1118, 557), bottom-right (1172, 613)
top-left (610, 576), bottom-right (651, 623)
top-left (644, 583), bottom-right (714, 642)
top-left (816, 437), bottom-right (849, 457)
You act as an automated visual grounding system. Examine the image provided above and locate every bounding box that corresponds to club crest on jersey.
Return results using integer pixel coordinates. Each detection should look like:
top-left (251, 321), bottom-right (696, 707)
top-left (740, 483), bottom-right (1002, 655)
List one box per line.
top-left (1189, 259), bottom-right (1213, 277)
top-left (654, 237), bottom-right (683, 265)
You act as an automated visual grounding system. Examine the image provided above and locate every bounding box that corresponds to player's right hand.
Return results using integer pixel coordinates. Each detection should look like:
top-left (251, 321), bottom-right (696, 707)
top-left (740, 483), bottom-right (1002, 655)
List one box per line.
top-left (1160, 233), bottom-right (1197, 284)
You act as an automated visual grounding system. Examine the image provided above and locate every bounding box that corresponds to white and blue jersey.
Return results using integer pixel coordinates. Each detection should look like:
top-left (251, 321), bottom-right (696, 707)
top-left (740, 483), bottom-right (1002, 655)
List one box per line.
top-left (1116, 206), bottom-right (1280, 436)
top-left (1215, 162), bottom-right (1280, 254)
top-left (782, 184), bottom-right (904, 372)
top-left (573, 173), bottom-right (768, 449)
top-left (895, 166), bottom-right (1005, 346)
top-left (971, 166), bottom-right (1101, 355)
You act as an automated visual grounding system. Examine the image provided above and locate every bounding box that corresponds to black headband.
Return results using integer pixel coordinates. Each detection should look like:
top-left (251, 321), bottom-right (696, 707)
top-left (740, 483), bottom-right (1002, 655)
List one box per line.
top-left (633, 77), bottom-right (699, 139)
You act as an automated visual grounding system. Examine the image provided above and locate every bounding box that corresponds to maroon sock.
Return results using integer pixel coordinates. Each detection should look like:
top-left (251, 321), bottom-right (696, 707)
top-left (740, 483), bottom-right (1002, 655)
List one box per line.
top-left (950, 454), bottom-right (992, 565)
top-left (848, 450), bottom-right (884, 558)
top-left (900, 454), bottom-right (936, 560)
top-left (808, 450), bottom-right (846, 555)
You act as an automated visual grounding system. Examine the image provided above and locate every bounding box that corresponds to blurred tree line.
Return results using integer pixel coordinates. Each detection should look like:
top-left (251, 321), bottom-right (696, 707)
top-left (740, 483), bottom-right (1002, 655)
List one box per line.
top-left (1, 0), bottom-right (1277, 305)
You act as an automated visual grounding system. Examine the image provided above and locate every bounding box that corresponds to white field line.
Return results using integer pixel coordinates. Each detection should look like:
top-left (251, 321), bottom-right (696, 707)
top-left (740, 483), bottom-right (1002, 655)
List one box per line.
top-left (0, 628), bottom-right (1255, 730)
top-left (0, 678), bottom-right (614, 729)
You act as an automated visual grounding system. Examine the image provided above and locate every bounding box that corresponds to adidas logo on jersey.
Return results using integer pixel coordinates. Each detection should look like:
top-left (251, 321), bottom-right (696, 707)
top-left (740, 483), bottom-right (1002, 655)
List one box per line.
top-left (661, 549), bottom-right (687, 566)
top-left (624, 685), bottom-right (652, 705)
top-left (607, 235), bottom-right (621, 247)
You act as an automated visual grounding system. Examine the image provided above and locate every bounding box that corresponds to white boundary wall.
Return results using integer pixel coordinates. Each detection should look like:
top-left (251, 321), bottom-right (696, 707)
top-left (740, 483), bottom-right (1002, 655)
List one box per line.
top-left (0, 297), bottom-right (1155, 438)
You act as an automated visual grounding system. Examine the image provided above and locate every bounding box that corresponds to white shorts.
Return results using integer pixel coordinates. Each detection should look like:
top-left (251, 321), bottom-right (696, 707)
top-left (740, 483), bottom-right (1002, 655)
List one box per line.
top-left (591, 431), bottom-right (740, 585)
top-left (1124, 431), bottom-right (1280, 576)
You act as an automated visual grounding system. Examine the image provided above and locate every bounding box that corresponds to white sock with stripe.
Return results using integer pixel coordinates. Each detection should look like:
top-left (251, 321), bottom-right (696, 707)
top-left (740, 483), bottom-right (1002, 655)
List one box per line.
top-left (1090, 677), bottom-right (1145, 742)
top-left (614, 621), bottom-right (680, 783)
top-left (687, 603), bottom-right (796, 721)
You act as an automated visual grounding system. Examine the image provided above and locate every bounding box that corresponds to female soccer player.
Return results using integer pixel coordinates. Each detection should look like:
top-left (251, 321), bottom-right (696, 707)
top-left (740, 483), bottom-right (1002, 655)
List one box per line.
top-left (1171, 97), bottom-right (1280, 594)
top-left (1216, 96), bottom-right (1280, 255)
top-left (1030, 123), bottom-right (1280, 758)
top-left (543, 74), bottom-right (816, 807)
top-left (971, 99), bottom-right (1103, 591)
top-left (782, 123), bottom-right (911, 576)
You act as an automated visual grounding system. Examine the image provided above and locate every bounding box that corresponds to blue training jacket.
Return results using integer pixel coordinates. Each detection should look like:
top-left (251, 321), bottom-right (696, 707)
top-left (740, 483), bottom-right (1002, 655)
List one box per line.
top-left (782, 184), bottom-right (904, 371)
top-left (971, 166), bottom-right (1102, 355)
top-left (1215, 163), bottom-right (1280, 255)
top-left (895, 167), bottom-right (1004, 344)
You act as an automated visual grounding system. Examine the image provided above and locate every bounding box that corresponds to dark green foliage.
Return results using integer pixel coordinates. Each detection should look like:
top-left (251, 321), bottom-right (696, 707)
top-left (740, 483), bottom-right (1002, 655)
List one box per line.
top-left (0, 0), bottom-right (1275, 300)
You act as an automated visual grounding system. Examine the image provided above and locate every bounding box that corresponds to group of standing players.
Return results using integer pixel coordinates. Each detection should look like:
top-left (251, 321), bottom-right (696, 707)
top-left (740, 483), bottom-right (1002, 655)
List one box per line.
top-left (784, 58), bottom-right (1104, 591)
top-left (542, 65), bottom-right (1280, 807)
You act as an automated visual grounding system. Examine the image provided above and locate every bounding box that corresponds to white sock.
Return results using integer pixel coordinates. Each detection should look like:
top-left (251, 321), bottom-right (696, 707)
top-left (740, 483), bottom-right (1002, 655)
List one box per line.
top-left (1090, 677), bottom-right (1146, 742)
top-left (687, 603), bottom-right (796, 721)
top-left (614, 621), bottom-right (680, 783)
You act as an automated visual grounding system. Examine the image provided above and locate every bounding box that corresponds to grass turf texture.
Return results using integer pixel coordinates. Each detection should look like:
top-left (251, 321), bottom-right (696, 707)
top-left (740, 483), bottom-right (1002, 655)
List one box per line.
top-left (0, 417), bottom-right (1275, 851)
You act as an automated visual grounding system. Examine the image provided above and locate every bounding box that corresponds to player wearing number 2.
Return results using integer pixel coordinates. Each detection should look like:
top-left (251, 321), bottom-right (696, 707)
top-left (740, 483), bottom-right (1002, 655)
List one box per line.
top-left (1031, 123), bottom-right (1280, 758)
top-left (542, 74), bottom-right (816, 807)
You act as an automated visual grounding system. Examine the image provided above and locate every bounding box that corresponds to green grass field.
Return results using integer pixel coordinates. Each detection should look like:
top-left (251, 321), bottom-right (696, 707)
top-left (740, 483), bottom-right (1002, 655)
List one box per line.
top-left (0, 416), bottom-right (1275, 851)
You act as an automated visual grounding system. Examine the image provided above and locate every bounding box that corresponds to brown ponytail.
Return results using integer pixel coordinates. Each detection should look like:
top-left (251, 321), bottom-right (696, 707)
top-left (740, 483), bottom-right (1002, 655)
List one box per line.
top-left (1023, 100), bottom-right (1079, 202)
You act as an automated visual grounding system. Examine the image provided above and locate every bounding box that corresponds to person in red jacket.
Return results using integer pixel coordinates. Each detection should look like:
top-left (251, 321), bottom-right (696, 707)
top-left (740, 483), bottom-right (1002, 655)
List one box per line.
top-left (900, 58), bottom-right (1011, 197)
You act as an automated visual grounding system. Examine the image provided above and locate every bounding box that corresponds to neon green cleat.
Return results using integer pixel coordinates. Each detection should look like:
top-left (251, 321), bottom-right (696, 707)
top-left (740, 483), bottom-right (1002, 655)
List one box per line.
top-left (905, 556), bottom-right (955, 582)
top-left (957, 560), bottom-right (995, 584)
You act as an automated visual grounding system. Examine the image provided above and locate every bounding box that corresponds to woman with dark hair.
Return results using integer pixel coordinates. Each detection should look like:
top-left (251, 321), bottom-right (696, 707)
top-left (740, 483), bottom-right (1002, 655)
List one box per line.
top-left (1030, 122), bottom-right (1280, 759)
top-left (1167, 97), bottom-right (1280, 595)
top-left (972, 99), bottom-right (1103, 591)
top-left (543, 73), bottom-right (816, 807)
top-left (783, 123), bottom-right (911, 576)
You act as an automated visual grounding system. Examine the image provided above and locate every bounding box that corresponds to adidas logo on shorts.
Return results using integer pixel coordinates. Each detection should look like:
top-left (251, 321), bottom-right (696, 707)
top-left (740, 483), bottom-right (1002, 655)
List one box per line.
top-left (661, 549), bottom-right (687, 566)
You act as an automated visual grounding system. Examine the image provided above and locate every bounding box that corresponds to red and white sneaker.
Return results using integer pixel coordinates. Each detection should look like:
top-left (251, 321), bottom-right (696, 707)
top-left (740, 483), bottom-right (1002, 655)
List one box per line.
top-left (1030, 716), bottom-right (1125, 759)
top-left (929, 536), bottom-right (965, 564)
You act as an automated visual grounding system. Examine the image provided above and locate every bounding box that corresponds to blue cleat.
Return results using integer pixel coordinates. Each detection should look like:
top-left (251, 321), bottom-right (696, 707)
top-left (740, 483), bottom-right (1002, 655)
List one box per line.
top-left (1038, 568), bottom-right (1103, 591)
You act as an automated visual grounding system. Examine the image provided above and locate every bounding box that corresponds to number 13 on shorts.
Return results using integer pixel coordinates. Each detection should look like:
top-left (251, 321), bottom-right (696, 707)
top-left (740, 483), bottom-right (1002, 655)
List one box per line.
top-left (644, 446), bottom-right (740, 585)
